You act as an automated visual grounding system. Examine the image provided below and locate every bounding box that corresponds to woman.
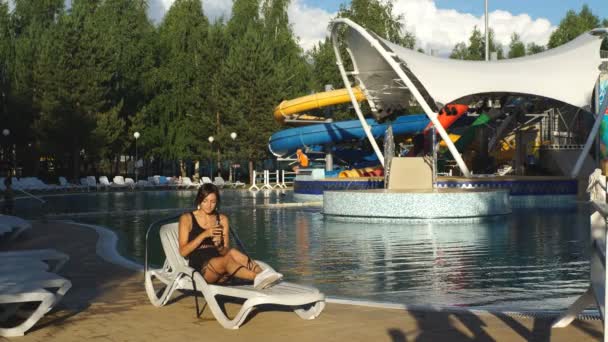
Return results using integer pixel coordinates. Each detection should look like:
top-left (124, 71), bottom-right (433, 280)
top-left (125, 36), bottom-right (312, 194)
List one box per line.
top-left (178, 183), bottom-right (282, 289)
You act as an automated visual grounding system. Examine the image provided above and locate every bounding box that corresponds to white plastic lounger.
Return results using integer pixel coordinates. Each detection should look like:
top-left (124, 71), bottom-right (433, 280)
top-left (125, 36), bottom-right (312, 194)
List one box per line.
top-left (145, 223), bottom-right (325, 329)
top-left (0, 260), bottom-right (50, 272)
top-left (0, 215), bottom-right (32, 241)
top-left (0, 223), bottom-right (12, 237)
top-left (0, 273), bottom-right (72, 337)
top-left (213, 177), bottom-right (225, 188)
top-left (0, 249), bottom-right (69, 272)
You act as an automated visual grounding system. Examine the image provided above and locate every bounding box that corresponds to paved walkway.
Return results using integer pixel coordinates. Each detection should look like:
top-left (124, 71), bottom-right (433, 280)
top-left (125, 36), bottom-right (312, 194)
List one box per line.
top-left (1, 221), bottom-right (602, 341)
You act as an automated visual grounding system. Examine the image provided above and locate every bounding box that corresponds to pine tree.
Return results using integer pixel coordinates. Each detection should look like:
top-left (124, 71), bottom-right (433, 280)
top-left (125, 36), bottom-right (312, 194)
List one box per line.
top-left (548, 5), bottom-right (600, 49)
top-left (34, 0), bottom-right (112, 178)
top-left (141, 0), bottom-right (212, 169)
top-left (508, 33), bottom-right (526, 58)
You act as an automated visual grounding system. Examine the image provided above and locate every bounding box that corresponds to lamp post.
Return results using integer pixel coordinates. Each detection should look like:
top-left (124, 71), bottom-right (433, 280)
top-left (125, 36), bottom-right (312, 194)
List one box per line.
top-left (230, 132), bottom-right (237, 182)
top-left (484, 0), bottom-right (489, 61)
top-left (208, 136), bottom-right (214, 179)
top-left (134, 131), bottom-right (140, 183)
top-left (2, 129), bottom-right (9, 176)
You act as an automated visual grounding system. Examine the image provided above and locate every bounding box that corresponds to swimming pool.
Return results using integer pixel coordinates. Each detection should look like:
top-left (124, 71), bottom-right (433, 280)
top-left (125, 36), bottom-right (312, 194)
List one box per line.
top-left (17, 190), bottom-right (590, 309)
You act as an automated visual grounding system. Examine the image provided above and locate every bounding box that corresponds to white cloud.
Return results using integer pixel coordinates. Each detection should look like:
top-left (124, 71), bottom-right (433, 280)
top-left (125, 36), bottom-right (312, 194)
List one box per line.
top-left (391, 0), bottom-right (555, 56)
top-left (287, 0), bottom-right (335, 51)
top-left (147, 0), bottom-right (232, 24)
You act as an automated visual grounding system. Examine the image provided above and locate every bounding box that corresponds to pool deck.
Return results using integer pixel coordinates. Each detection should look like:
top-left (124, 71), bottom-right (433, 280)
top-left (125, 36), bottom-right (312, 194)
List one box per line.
top-left (1, 221), bottom-right (603, 342)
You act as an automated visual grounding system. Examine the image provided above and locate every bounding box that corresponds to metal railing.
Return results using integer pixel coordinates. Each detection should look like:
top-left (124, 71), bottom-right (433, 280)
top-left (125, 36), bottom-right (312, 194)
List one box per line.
top-left (16, 189), bottom-right (49, 221)
top-left (553, 168), bottom-right (607, 340)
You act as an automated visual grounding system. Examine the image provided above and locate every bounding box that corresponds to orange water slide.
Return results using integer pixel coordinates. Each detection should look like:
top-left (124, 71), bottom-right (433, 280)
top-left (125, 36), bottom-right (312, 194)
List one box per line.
top-left (273, 87), bottom-right (366, 125)
top-left (423, 104), bottom-right (469, 133)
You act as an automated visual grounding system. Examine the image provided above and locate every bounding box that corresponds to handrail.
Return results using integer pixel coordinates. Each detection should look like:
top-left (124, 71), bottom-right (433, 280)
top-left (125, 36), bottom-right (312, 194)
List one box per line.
top-left (16, 189), bottom-right (49, 221)
top-left (16, 189), bottom-right (46, 204)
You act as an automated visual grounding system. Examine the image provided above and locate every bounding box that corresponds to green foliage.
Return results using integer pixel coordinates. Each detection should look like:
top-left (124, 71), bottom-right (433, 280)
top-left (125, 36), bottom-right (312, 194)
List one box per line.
top-left (2, 0), bottom-right (604, 179)
top-left (450, 26), bottom-right (503, 60)
top-left (449, 42), bottom-right (468, 60)
top-left (337, 0), bottom-right (415, 48)
top-left (526, 42), bottom-right (546, 55)
top-left (548, 5), bottom-right (600, 48)
top-left (143, 0), bottom-right (212, 161)
top-left (508, 33), bottom-right (526, 59)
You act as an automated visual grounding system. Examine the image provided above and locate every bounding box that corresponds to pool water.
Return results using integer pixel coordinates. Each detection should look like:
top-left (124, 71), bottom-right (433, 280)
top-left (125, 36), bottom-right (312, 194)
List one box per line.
top-left (18, 190), bottom-right (590, 309)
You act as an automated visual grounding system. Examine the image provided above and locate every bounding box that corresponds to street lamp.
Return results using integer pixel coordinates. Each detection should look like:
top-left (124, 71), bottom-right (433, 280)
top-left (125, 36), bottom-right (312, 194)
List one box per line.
top-left (208, 136), bottom-right (214, 178)
top-left (229, 132), bottom-right (237, 182)
top-left (2, 129), bottom-right (9, 176)
top-left (134, 131), bottom-right (140, 183)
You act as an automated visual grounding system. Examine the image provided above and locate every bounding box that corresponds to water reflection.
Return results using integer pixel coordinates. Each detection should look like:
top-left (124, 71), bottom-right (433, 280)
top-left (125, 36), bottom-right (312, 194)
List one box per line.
top-left (25, 190), bottom-right (591, 309)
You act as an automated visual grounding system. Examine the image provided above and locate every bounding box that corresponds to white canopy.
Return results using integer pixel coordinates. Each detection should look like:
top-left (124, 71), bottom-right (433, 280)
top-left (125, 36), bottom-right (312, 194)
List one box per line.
top-left (344, 25), bottom-right (607, 119)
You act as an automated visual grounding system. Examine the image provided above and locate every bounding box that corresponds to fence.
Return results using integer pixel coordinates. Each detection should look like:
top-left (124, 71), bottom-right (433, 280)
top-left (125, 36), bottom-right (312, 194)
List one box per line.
top-left (552, 168), bottom-right (606, 340)
top-left (248, 170), bottom-right (296, 191)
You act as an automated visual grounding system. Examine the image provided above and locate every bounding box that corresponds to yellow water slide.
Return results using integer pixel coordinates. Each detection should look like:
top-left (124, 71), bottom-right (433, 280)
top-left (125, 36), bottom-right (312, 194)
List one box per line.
top-left (273, 87), bottom-right (366, 125)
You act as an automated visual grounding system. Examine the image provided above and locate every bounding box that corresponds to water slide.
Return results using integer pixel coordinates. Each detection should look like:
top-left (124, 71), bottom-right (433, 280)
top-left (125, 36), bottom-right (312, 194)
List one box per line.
top-left (273, 87), bottom-right (365, 125)
top-left (270, 88), bottom-right (469, 158)
top-left (268, 114), bottom-right (430, 157)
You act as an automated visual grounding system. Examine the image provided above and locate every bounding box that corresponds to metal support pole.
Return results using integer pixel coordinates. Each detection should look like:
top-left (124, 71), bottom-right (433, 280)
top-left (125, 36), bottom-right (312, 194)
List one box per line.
top-left (432, 127), bottom-right (437, 186)
top-left (485, 0), bottom-right (489, 62)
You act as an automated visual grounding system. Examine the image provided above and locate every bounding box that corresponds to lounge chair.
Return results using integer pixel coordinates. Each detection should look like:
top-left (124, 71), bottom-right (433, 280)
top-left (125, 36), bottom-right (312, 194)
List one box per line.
top-left (86, 176), bottom-right (99, 190)
top-left (59, 177), bottom-right (86, 191)
top-left (0, 249), bottom-right (69, 272)
top-left (144, 222), bottom-right (325, 329)
top-left (200, 177), bottom-right (213, 185)
top-left (112, 176), bottom-right (127, 188)
top-left (0, 271), bottom-right (72, 337)
top-left (137, 180), bottom-right (152, 188)
top-left (180, 177), bottom-right (196, 189)
top-left (98, 176), bottom-right (113, 190)
top-left (213, 177), bottom-right (225, 188)
top-left (0, 215), bottom-right (32, 241)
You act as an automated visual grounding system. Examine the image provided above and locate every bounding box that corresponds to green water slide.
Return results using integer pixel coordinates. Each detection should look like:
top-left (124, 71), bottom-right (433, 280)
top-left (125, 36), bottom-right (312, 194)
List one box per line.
top-left (453, 113), bottom-right (491, 151)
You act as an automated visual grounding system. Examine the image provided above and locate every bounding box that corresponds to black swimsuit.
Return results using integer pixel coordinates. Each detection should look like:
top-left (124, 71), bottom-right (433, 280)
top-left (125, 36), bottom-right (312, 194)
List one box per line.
top-left (187, 213), bottom-right (221, 271)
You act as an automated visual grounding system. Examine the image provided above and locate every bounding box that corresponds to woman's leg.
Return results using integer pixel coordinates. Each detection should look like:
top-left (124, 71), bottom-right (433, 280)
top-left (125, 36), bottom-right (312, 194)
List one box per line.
top-left (202, 253), bottom-right (258, 283)
top-left (226, 248), bottom-right (263, 273)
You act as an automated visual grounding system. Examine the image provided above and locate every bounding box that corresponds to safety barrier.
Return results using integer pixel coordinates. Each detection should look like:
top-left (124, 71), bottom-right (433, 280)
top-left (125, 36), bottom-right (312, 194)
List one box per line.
top-left (552, 168), bottom-right (606, 340)
top-left (279, 170), bottom-right (297, 188)
top-left (249, 170), bottom-right (288, 191)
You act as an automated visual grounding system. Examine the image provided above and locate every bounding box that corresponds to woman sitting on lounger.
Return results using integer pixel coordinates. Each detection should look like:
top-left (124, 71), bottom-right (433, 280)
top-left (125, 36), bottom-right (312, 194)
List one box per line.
top-left (178, 183), bottom-right (282, 289)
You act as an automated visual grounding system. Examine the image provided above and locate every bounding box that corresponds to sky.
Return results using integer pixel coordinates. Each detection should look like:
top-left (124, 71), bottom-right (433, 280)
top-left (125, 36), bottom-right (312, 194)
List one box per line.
top-left (149, 0), bottom-right (607, 55)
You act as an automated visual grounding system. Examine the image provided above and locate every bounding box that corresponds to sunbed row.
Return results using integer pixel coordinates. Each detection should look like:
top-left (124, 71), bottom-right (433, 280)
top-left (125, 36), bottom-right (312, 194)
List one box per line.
top-left (0, 174), bottom-right (246, 193)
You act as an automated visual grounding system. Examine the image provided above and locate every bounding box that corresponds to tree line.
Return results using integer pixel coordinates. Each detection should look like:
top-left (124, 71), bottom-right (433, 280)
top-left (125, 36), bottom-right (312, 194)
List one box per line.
top-left (0, 0), bottom-right (605, 181)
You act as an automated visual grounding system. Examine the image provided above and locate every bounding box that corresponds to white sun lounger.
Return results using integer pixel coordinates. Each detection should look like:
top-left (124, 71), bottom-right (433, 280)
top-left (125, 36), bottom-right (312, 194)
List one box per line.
top-left (0, 272), bottom-right (72, 337)
top-left (213, 177), bottom-right (225, 188)
top-left (145, 222), bottom-right (325, 329)
top-left (0, 249), bottom-right (69, 272)
top-left (0, 215), bottom-right (32, 241)
top-left (180, 177), bottom-right (196, 189)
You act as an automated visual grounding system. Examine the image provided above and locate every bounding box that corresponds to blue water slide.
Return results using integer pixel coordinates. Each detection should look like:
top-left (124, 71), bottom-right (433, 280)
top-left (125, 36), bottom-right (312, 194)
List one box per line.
top-left (268, 114), bottom-right (429, 157)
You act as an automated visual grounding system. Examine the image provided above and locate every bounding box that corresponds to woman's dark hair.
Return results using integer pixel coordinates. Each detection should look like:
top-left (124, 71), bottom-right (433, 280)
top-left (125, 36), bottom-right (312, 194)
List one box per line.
top-left (195, 183), bottom-right (220, 213)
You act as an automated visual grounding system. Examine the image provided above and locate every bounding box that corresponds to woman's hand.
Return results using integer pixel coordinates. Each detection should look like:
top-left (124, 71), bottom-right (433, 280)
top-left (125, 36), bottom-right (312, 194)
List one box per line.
top-left (211, 225), bottom-right (224, 247)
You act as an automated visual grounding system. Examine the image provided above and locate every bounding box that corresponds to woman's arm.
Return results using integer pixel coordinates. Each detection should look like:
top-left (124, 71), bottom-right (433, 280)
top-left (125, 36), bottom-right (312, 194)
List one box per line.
top-left (178, 213), bottom-right (211, 257)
